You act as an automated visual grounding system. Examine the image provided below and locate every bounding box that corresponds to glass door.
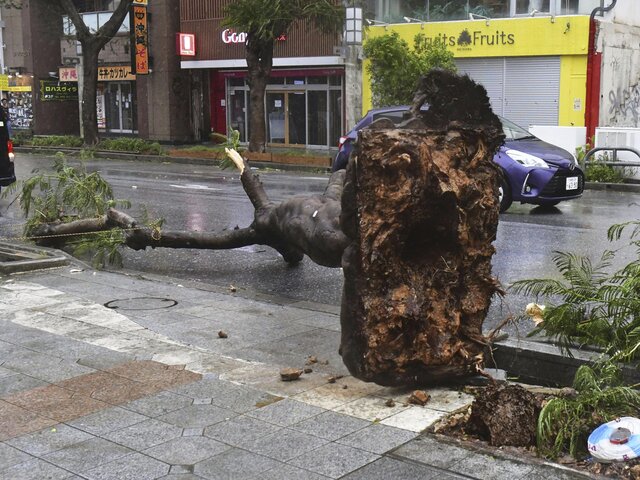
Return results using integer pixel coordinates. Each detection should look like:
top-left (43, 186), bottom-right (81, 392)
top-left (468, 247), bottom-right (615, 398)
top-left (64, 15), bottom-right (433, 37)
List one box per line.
top-left (104, 83), bottom-right (136, 133)
top-left (266, 92), bottom-right (285, 144)
top-left (266, 91), bottom-right (306, 146)
top-left (287, 91), bottom-right (306, 146)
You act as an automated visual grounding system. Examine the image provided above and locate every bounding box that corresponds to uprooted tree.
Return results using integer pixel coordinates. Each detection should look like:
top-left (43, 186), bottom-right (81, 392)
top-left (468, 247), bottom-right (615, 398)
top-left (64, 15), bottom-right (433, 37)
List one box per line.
top-left (12, 70), bottom-right (505, 386)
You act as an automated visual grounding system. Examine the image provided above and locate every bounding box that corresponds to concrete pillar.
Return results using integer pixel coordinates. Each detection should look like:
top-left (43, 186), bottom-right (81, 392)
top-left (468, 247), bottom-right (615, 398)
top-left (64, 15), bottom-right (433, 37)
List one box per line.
top-left (343, 44), bottom-right (362, 132)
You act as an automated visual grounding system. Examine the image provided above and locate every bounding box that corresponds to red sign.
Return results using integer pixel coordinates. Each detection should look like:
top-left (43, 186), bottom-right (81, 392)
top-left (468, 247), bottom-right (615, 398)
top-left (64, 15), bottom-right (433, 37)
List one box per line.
top-left (177, 33), bottom-right (196, 56)
top-left (133, 6), bottom-right (149, 74)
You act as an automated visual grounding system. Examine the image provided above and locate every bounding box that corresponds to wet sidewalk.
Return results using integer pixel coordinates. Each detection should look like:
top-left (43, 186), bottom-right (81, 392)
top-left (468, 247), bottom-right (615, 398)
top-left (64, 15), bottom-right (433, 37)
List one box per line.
top-left (0, 261), bottom-right (593, 479)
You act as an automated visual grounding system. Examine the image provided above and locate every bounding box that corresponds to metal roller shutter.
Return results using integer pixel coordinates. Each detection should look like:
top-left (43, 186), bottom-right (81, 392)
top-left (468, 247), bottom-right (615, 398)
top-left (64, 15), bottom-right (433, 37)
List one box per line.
top-left (504, 56), bottom-right (560, 128)
top-left (455, 58), bottom-right (505, 117)
top-left (455, 56), bottom-right (560, 128)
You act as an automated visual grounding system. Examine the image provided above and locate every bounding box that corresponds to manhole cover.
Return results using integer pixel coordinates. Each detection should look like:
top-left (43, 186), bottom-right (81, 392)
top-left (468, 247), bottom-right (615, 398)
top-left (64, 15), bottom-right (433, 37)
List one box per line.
top-left (104, 297), bottom-right (178, 311)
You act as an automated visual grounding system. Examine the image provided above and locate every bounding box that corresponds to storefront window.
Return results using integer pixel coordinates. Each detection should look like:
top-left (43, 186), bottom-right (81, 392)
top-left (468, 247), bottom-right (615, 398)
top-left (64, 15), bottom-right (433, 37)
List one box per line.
top-left (329, 90), bottom-right (342, 149)
top-left (515, 0), bottom-right (550, 14)
top-left (308, 91), bottom-right (328, 146)
top-left (364, 0), bottom-right (591, 21)
top-left (224, 73), bottom-right (342, 148)
top-left (229, 90), bottom-right (247, 142)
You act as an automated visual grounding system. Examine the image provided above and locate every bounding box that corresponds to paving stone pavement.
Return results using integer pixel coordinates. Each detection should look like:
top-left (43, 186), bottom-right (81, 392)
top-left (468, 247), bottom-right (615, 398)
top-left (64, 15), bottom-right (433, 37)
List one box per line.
top-left (0, 266), bottom-right (595, 479)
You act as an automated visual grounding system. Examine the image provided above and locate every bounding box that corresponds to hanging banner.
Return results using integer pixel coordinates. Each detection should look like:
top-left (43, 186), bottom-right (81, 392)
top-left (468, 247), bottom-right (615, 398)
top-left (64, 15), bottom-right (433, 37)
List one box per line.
top-left (133, 6), bottom-right (149, 74)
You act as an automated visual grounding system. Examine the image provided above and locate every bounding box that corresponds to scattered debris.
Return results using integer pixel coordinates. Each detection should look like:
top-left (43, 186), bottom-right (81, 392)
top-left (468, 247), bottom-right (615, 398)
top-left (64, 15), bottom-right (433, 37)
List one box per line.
top-left (319, 359), bottom-right (329, 365)
top-left (306, 356), bottom-right (318, 365)
top-left (385, 399), bottom-right (396, 408)
top-left (327, 376), bottom-right (337, 383)
top-left (229, 284), bottom-right (237, 293)
top-left (69, 268), bottom-right (84, 273)
top-left (279, 368), bottom-right (303, 382)
top-left (408, 390), bottom-right (431, 406)
top-left (342, 385), bottom-right (348, 389)
top-left (218, 330), bottom-right (228, 339)
top-left (525, 302), bottom-right (545, 325)
top-left (303, 368), bottom-right (313, 374)
top-left (588, 417), bottom-right (640, 463)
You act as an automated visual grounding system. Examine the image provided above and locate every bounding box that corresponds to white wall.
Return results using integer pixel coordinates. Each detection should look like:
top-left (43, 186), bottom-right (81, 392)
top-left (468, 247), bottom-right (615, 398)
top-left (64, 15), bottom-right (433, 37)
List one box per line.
top-left (598, 2), bottom-right (640, 128)
top-left (529, 125), bottom-right (586, 155)
top-left (603, 0), bottom-right (640, 28)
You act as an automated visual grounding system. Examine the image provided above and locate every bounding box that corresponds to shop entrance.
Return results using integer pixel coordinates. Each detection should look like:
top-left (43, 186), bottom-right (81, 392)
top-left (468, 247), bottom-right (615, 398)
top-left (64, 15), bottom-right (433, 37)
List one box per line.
top-left (266, 91), bottom-right (306, 146)
top-left (104, 82), bottom-right (136, 133)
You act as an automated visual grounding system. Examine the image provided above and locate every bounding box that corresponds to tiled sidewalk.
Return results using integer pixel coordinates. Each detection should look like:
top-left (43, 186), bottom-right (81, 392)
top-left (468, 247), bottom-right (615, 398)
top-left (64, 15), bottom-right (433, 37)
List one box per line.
top-left (0, 269), bottom-right (593, 479)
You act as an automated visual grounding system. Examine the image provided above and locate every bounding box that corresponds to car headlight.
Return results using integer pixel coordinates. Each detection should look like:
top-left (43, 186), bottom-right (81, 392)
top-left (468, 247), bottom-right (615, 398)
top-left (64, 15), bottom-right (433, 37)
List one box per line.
top-left (505, 149), bottom-right (549, 168)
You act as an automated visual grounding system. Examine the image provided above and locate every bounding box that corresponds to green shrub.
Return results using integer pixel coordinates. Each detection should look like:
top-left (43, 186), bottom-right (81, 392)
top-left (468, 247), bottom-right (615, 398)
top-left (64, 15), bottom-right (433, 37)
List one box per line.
top-left (11, 130), bottom-right (33, 146)
top-left (585, 160), bottom-right (625, 183)
top-left (576, 145), bottom-right (626, 183)
top-left (537, 362), bottom-right (640, 459)
top-left (31, 135), bottom-right (83, 148)
top-left (98, 137), bottom-right (165, 155)
top-left (511, 220), bottom-right (640, 362)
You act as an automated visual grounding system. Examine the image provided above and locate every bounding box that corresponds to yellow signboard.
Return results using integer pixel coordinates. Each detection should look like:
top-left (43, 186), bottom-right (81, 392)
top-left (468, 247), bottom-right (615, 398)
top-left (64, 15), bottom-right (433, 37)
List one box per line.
top-left (133, 0), bottom-right (148, 4)
top-left (7, 86), bottom-right (31, 92)
top-left (97, 65), bottom-right (136, 82)
top-left (366, 16), bottom-right (590, 58)
top-left (0, 74), bottom-right (8, 91)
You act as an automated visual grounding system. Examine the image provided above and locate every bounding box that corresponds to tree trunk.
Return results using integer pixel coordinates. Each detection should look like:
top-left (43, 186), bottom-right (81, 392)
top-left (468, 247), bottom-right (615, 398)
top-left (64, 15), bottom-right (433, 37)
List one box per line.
top-left (339, 70), bottom-right (505, 386)
top-left (245, 39), bottom-right (273, 153)
top-left (33, 167), bottom-right (349, 268)
top-left (81, 42), bottom-right (100, 146)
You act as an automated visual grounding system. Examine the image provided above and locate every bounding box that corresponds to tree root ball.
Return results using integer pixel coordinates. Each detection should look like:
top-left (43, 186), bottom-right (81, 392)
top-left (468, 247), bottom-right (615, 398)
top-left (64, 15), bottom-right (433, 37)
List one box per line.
top-left (339, 70), bottom-right (504, 387)
top-left (467, 384), bottom-right (543, 447)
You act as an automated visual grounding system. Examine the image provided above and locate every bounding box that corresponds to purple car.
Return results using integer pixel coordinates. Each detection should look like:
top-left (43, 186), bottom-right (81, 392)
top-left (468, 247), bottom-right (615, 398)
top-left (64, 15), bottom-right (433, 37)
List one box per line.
top-left (332, 106), bottom-right (584, 212)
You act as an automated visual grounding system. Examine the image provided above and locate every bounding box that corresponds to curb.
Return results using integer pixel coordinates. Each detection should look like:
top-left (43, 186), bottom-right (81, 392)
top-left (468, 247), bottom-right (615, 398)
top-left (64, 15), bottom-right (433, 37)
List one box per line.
top-left (16, 146), bottom-right (640, 190)
top-left (14, 146), bottom-right (332, 174)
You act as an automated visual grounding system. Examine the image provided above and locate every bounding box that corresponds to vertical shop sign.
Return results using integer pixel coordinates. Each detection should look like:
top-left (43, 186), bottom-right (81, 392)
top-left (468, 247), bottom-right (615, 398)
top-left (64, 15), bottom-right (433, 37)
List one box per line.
top-left (133, 6), bottom-right (149, 74)
top-left (96, 88), bottom-right (106, 129)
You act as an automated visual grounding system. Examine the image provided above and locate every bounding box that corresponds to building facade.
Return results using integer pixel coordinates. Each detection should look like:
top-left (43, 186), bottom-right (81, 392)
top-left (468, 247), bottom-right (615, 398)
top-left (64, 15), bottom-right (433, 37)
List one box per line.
top-left (178, 0), bottom-right (346, 150)
top-left (0, 0), bottom-right (193, 142)
top-left (362, 0), bottom-right (640, 147)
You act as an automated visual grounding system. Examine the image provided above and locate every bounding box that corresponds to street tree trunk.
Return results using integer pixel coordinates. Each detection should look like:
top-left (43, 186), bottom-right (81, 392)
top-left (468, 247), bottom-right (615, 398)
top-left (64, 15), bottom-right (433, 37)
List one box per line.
top-left (245, 38), bottom-right (274, 153)
top-left (58, 0), bottom-right (133, 146)
top-left (80, 43), bottom-right (100, 145)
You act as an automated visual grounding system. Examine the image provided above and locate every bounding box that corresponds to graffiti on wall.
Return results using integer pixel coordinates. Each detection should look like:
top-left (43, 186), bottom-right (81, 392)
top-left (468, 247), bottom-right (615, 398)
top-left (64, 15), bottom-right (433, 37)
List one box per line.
top-left (608, 83), bottom-right (640, 126)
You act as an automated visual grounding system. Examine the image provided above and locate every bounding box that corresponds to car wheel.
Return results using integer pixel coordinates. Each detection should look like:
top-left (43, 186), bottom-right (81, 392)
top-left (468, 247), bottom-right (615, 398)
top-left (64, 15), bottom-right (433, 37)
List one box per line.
top-left (499, 175), bottom-right (512, 213)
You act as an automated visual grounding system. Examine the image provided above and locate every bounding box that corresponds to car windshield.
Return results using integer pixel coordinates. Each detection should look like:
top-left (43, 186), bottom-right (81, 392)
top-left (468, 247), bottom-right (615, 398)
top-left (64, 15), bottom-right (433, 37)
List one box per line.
top-left (500, 117), bottom-right (536, 141)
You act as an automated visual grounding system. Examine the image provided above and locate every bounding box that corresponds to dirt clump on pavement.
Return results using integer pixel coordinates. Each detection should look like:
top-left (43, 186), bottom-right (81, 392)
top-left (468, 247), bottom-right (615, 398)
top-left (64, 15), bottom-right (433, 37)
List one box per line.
top-left (434, 384), bottom-right (640, 479)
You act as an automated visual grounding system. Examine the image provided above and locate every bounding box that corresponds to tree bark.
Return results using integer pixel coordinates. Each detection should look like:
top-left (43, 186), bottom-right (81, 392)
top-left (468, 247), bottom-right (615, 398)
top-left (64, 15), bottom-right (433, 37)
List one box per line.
top-left (339, 70), bottom-right (505, 386)
top-left (245, 38), bottom-right (273, 153)
top-left (80, 43), bottom-right (100, 145)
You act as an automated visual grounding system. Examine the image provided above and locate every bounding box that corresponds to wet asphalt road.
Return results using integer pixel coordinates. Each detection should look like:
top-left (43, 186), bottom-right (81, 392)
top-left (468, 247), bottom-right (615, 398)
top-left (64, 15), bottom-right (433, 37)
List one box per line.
top-left (2, 153), bottom-right (640, 336)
